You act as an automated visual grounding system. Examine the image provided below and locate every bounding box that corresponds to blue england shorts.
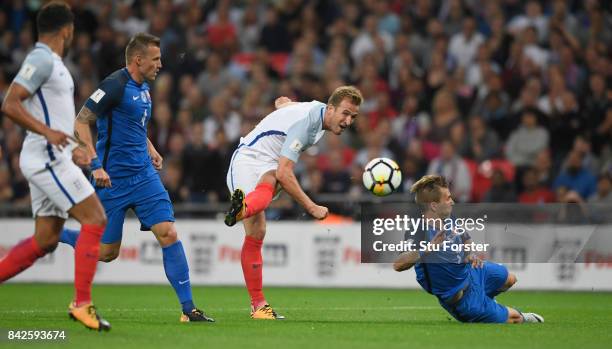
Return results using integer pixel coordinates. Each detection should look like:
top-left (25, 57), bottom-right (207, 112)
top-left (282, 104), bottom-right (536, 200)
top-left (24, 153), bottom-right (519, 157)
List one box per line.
top-left (441, 261), bottom-right (509, 323)
top-left (94, 167), bottom-right (175, 244)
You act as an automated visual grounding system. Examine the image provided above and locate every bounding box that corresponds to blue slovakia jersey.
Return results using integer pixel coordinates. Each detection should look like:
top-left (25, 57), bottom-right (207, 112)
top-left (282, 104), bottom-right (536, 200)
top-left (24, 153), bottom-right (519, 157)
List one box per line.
top-left (413, 228), bottom-right (470, 301)
top-left (85, 68), bottom-right (153, 178)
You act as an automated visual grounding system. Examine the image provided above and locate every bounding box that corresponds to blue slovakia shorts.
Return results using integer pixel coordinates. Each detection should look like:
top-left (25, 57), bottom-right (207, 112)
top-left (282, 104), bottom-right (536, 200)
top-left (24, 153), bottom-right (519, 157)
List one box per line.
top-left (94, 167), bottom-right (175, 244)
top-left (441, 261), bottom-right (510, 323)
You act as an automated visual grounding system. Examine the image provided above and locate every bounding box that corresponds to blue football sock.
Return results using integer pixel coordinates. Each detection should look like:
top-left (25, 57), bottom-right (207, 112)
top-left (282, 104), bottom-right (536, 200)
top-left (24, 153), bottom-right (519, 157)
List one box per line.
top-left (162, 240), bottom-right (195, 313)
top-left (59, 228), bottom-right (79, 248)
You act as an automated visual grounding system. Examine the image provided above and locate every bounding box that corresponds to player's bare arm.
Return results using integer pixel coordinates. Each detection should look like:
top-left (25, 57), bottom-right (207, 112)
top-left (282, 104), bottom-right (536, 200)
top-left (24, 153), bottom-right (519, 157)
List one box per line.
top-left (74, 105), bottom-right (98, 156)
top-left (147, 138), bottom-right (163, 170)
top-left (1, 82), bottom-right (71, 149)
top-left (75, 105), bottom-right (112, 188)
top-left (276, 156), bottom-right (328, 220)
top-left (393, 230), bottom-right (445, 271)
top-left (393, 251), bottom-right (420, 272)
top-left (71, 106), bottom-right (100, 168)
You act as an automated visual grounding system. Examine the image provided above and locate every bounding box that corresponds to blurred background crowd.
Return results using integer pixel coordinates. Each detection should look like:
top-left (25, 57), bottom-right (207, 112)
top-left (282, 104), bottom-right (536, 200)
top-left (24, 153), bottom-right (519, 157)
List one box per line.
top-left (0, 0), bottom-right (611, 219)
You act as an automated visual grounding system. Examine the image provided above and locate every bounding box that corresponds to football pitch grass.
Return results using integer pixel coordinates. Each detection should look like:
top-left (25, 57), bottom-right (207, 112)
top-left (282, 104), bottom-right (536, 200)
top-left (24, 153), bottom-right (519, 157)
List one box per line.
top-left (1, 284), bottom-right (611, 349)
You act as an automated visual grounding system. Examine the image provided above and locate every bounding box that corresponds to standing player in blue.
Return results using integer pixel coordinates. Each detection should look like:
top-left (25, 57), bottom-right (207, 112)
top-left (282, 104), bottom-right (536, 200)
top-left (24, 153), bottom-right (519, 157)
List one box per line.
top-left (59, 33), bottom-right (214, 322)
top-left (393, 175), bottom-right (544, 323)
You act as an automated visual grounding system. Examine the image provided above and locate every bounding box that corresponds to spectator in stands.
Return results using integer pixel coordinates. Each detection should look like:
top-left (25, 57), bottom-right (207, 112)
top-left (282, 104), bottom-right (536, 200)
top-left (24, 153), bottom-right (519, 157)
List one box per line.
top-left (505, 109), bottom-right (549, 167)
top-left (162, 159), bottom-right (189, 204)
top-left (483, 169), bottom-right (517, 203)
top-left (427, 140), bottom-right (472, 202)
top-left (321, 150), bottom-right (351, 194)
top-left (449, 16), bottom-right (484, 68)
top-left (588, 173), bottom-right (612, 203)
top-left (203, 94), bottom-right (241, 147)
top-left (554, 150), bottom-right (597, 201)
top-left (533, 149), bottom-right (555, 187)
top-left (461, 115), bottom-right (500, 162)
top-left (518, 167), bottom-right (556, 204)
top-left (196, 52), bottom-right (232, 99)
top-left (350, 15), bottom-right (393, 65)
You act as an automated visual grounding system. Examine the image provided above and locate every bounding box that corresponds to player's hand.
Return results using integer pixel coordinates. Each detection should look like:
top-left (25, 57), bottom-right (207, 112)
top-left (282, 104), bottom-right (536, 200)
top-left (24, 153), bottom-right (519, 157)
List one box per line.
top-left (44, 128), bottom-right (71, 150)
top-left (72, 146), bottom-right (91, 168)
top-left (466, 254), bottom-right (484, 268)
top-left (274, 96), bottom-right (292, 109)
top-left (93, 168), bottom-right (112, 188)
top-left (307, 204), bottom-right (329, 220)
top-left (150, 150), bottom-right (163, 170)
top-left (430, 230), bottom-right (445, 246)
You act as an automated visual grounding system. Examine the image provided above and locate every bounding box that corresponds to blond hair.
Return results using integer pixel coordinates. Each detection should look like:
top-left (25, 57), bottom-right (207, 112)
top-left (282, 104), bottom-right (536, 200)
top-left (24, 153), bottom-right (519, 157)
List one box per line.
top-left (411, 175), bottom-right (449, 208)
top-left (328, 85), bottom-right (363, 107)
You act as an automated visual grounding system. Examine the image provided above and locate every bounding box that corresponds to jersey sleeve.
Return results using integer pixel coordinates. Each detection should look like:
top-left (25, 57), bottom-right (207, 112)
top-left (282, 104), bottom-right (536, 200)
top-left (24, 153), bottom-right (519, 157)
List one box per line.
top-left (12, 49), bottom-right (54, 94)
top-left (280, 102), bottom-right (325, 162)
top-left (84, 77), bottom-right (124, 117)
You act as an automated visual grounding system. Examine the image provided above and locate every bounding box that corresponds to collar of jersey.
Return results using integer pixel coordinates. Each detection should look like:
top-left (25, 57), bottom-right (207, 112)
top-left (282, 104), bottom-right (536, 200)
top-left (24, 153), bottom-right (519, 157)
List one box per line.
top-left (122, 67), bottom-right (144, 87)
top-left (319, 105), bottom-right (326, 129)
top-left (35, 42), bottom-right (59, 59)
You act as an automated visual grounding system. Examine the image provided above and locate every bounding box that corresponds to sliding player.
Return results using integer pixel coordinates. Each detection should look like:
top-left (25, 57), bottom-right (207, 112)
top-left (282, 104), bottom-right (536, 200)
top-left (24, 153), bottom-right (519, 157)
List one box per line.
top-left (393, 175), bottom-right (544, 323)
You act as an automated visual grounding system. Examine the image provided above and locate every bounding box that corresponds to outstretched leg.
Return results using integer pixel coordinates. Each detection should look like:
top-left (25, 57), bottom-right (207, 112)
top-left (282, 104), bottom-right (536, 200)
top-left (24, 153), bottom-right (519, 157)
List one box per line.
top-left (0, 216), bottom-right (63, 282)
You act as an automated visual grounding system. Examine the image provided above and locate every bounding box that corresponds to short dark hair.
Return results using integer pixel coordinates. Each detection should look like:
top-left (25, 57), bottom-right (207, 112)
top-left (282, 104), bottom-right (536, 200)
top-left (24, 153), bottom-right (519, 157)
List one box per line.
top-left (125, 33), bottom-right (161, 64)
top-left (37, 1), bottom-right (74, 35)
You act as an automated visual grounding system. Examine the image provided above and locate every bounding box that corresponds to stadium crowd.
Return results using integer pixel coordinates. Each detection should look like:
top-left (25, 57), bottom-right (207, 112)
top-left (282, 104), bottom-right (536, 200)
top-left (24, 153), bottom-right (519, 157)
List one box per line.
top-left (0, 0), bottom-right (611, 217)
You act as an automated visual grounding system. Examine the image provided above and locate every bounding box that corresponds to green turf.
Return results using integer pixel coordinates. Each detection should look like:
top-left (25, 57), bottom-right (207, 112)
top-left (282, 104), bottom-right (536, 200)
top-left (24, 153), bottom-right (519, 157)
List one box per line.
top-left (0, 284), bottom-right (611, 349)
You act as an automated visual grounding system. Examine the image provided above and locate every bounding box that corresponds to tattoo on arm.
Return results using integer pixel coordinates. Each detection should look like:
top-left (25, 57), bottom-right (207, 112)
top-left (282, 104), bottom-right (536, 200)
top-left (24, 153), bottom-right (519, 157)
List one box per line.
top-left (76, 106), bottom-right (97, 123)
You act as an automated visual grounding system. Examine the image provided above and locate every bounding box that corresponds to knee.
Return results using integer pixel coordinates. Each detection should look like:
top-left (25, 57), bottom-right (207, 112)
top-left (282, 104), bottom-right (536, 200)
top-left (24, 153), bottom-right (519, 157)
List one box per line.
top-left (92, 210), bottom-right (108, 227)
top-left (157, 226), bottom-right (178, 246)
top-left (36, 234), bottom-right (60, 253)
top-left (41, 240), bottom-right (59, 253)
top-left (82, 209), bottom-right (107, 227)
top-left (505, 273), bottom-right (517, 289)
top-left (245, 215), bottom-right (266, 240)
top-left (246, 225), bottom-right (266, 240)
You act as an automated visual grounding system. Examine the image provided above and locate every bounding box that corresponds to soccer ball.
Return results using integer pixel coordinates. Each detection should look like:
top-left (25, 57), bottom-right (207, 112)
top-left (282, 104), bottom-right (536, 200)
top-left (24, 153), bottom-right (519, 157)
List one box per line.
top-left (362, 158), bottom-right (402, 196)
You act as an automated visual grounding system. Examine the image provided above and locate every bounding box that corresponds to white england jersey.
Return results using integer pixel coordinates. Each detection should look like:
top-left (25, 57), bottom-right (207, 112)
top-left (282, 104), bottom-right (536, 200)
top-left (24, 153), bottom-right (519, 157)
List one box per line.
top-left (239, 101), bottom-right (326, 162)
top-left (226, 100), bottom-right (326, 193)
top-left (12, 42), bottom-right (93, 218)
top-left (14, 42), bottom-right (76, 170)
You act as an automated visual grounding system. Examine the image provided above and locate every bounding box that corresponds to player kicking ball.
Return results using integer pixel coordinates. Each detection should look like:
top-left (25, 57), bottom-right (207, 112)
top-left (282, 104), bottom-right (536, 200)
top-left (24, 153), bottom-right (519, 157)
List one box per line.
top-left (224, 86), bottom-right (363, 319)
top-left (58, 33), bottom-right (213, 323)
top-left (393, 175), bottom-right (544, 323)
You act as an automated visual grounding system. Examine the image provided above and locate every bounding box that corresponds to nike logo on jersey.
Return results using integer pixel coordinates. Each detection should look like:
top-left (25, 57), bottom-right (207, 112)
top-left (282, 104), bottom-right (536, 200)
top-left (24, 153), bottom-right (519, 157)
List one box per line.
top-left (178, 280), bottom-right (189, 285)
top-left (132, 95), bottom-right (139, 101)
